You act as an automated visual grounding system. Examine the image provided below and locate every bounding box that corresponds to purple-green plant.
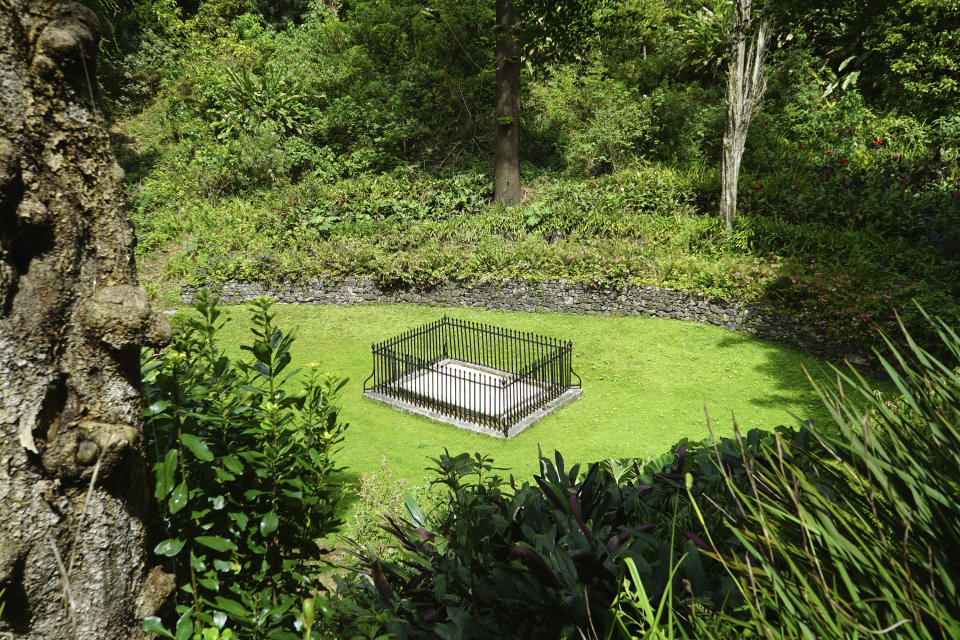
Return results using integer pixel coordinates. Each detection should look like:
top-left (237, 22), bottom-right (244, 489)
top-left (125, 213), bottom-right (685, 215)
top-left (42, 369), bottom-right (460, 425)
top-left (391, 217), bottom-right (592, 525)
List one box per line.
top-left (330, 438), bottom-right (777, 639)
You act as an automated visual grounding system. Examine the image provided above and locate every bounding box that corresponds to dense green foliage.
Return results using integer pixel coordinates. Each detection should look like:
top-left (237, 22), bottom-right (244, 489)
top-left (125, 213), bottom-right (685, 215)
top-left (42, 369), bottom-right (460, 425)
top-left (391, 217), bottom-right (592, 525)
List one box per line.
top-left (331, 435), bottom-right (804, 638)
top-left (712, 310), bottom-right (960, 638)
top-left (98, 1), bottom-right (960, 636)
top-left (141, 293), bottom-right (348, 638)
top-left (101, 0), bottom-right (959, 356)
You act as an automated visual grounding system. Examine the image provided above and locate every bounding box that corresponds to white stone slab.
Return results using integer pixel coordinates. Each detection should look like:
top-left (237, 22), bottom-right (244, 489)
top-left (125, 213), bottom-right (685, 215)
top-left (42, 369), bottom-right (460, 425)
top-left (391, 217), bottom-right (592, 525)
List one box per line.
top-left (396, 360), bottom-right (541, 418)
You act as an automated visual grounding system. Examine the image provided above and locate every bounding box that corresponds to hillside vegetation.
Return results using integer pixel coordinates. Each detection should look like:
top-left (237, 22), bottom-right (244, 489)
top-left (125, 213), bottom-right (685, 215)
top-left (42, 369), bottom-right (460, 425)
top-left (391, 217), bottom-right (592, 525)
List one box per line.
top-left (102, 0), bottom-right (959, 354)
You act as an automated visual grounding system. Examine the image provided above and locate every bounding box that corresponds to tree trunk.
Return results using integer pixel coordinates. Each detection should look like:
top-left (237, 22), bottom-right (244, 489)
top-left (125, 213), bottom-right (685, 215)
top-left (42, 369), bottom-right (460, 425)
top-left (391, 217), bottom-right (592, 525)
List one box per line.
top-left (720, 0), bottom-right (770, 231)
top-left (494, 0), bottom-right (521, 206)
top-left (0, 3), bottom-right (173, 638)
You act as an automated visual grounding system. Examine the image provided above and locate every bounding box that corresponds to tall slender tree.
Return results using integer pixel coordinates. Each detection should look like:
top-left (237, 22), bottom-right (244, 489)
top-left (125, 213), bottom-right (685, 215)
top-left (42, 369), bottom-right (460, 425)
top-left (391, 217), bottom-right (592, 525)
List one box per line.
top-left (0, 2), bottom-right (172, 637)
top-left (720, 0), bottom-right (771, 231)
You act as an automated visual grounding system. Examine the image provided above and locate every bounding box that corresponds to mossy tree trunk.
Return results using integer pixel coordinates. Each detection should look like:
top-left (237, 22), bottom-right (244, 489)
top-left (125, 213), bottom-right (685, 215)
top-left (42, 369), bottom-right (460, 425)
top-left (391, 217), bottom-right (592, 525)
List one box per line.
top-left (0, 2), bottom-right (173, 638)
top-left (494, 0), bottom-right (521, 206)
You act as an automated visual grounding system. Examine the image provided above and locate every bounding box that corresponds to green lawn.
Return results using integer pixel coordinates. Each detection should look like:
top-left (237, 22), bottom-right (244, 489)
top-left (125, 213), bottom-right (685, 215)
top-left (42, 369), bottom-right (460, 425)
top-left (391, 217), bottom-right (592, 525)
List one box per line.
top-left (204, 302), bottom-right (865, 486)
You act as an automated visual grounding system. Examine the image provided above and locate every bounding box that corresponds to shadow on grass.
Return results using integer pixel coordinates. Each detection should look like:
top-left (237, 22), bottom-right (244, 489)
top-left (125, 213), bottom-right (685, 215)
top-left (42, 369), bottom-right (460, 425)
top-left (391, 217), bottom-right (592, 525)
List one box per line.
top-left (711, 331), bottom-right (886, 432)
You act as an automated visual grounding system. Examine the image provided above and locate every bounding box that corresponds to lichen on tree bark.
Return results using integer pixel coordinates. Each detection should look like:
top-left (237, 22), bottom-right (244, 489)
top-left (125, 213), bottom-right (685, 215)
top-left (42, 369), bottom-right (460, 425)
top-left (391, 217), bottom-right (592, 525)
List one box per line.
top-left (720, 0), bottom-right (771, 232)
top-left (0, 2), bottom-right (173, 638)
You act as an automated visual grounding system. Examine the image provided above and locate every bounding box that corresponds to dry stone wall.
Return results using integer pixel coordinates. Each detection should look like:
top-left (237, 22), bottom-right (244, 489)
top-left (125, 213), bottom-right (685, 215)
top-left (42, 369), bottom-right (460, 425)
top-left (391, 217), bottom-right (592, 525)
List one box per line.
top-left (182, 278), bottom-right (878, 373)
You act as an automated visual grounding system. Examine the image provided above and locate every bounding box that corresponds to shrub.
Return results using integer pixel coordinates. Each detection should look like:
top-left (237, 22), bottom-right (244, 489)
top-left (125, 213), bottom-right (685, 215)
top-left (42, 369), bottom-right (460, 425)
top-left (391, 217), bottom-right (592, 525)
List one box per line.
top-left (141, 292), bottom-right (349, 638)
top-left (525, 65), bottom-right (654, 175)
top-left (331, 433), bottom-right (804, 639)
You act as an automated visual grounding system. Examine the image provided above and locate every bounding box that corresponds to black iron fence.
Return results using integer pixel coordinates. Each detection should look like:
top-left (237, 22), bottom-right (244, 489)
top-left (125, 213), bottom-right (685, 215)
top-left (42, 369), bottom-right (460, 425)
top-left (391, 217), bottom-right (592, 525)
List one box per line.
top-left (363, 316), bottom-right (581, 435)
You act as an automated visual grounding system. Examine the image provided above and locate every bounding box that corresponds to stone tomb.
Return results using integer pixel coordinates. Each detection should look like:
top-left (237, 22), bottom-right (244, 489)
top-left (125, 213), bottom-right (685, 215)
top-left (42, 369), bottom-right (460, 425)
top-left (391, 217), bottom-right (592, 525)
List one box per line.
top-left (362, 316), bottom-right (582, 438)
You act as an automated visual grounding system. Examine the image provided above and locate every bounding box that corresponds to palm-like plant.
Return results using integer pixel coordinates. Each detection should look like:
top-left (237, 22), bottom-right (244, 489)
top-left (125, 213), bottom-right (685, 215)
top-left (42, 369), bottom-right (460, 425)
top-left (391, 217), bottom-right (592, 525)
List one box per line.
top-left (218, 63), bottom-right (316, 137)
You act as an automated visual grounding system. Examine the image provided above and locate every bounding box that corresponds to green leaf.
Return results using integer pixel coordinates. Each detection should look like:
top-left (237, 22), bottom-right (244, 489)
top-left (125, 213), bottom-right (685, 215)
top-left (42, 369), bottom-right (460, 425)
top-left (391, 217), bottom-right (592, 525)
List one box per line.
top-left (154, 538), bottom-right (186, 557)
top-left (169, 481), bottom-right (188, 514)
top-left (175, 610), bottom-right (194, 640)
top-left (190, 553), bottom-right (207, 572)
top-left (141, 358), bottom-right (165, 377)
top-left (155, 450), bottom-right (178, 500)
top-left (198, 575), bottom-right (220, 592)
top-left (222, 454), bottom-right (243, 474)
top-left (260, 510), bottom-right (279, 536)
top-left (195, 536), bottom-right (238, 552)
top-left (229, 511), bottom-right (249, 530)
top-left (214, 596), bottom-right (250, 620)
top-left (180, 433), bottom-right (214, 462)
top-left (145, 400), bottom-right (172, 417)
top-left (841, 70), bottom-right (860, 90)
top-left (252, 340), bottom-right (271, 365)
top-left (213, 611), bottom-right (227, 630)
top-left (142, 617), bottom-right (175, 638)
top-left (404, 494), bottom-right (426, 529)
top-left (213, 467), bottom-right (236, 482)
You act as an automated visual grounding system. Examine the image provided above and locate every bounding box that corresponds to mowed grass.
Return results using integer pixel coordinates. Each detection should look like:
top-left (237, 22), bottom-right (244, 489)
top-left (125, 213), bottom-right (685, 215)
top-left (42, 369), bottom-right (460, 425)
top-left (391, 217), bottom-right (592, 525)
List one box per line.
top-left (194, 302), bottom-right (875, 486)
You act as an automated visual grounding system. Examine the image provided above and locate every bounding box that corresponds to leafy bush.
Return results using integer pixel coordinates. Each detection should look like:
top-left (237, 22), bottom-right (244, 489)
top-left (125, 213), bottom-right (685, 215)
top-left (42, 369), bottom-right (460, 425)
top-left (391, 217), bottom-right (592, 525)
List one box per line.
top-left (332, 432), bottom-right (806, 639)
top-left (142, 292), bottom-right (349, 638)
top-left (215, 61), bottom-right (314, 138)
top-left (526, 65), bottom-right (653, 175)
top-left (710, 308), bottom-right (960, 638)
top-left (743, 58), bottom-right (960, 246)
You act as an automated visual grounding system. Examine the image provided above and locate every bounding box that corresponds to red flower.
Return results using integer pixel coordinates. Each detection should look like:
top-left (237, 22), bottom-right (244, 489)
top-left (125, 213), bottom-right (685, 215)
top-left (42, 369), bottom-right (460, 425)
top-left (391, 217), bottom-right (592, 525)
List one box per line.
top-left (824, 149), bottom-right (833, 154)
top-left (589, 183), bottom-right (595, 188)
top-left (338, 198), bottom-right (344, 204)
top-left (374, 210), bottom-right (379, 215)
top-left (796, 179), bottom-right (801, 184)
top-left (954, 193), bottom-right (960, 198)
top-left (899, 178), bottom-right (905, 184)
top-left (840, 158), bottom-right (847, 164)
top-left (797, 143), bottom-right (803, 149)
top-left (290, 200), bottom-right (295, 205)
top-left (753, 184), bottom-right (760, 189)
top-left (874, 139), bottom-right (882, 145)
top-left (893, 155), bottom-right (899, 160)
